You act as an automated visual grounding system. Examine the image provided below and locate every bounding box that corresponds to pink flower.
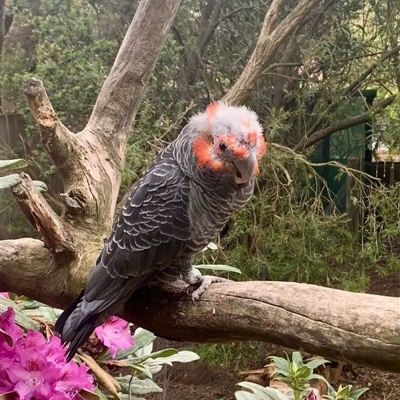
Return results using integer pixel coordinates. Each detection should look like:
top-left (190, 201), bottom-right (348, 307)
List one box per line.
top-left (0, 307), bottom-right (95, 398)
top-left (23, 330), bottom-right (47, 349)
top-left (46, 335), bottom-right (68, 366)
top-left (7, 346), bottom-right (59, 399)
top-left (0, 307), bottom-right (23, 348)
top-left (95, 316), bottom-right (134, 358)
top-left (56, 361), bottom-right (94, 398)
top-left (0, 292), bottom-right (9, 298)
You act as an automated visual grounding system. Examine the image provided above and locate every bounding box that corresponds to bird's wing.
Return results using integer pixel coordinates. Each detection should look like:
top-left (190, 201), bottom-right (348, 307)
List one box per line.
top-left (56, 147), bottom-right (192, 357)
top-left (83, 146), bottom-right (191, 310)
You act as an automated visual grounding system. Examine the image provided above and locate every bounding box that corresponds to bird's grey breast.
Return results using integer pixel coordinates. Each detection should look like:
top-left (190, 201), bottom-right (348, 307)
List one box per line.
top-left (186, 179), bottom-right (254, 252)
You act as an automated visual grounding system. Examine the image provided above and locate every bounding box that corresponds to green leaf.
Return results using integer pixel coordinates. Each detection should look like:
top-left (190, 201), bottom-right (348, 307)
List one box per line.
top-left (269, 356), bottom-right (290, 373)
top-left (0, 174), bottom-right (20, 190)
top-left (128, 363), bottom-right (153, 379)
top-left (305, 358), bottom-right (330, 370)
top-left (349, 387), bottom-right (369, 400)
top-left (236, 382), bottom-right (290, 400)
top-left (92, 388), bottom-right (110, 400)
top-left (118, 395), bottom-right (145, 400)
top-left (237, 382), bottom-right (270, 397)
top-left (33, 180), bottom-right (48, 192)
top-left (116, 377), bottom-right (162, 395)
top-left (0, 159), bottom-right (28, 170)
top-left (336, 385), bottom-right (351, 398)
top-left (145, 350), bottom-right (199, 366)
top-left (272, 369), bottom-right (292, 378)
top-left (193, 264), bottom-right (242, 274)
top-left (147, 348), bottom-right (178, 359)
top-left (200, 242), bottom-right (218, 251)
top-left (294, 365), bottom-right (311, 379)
top-left (235, 390), bottom-right (259, 400)
top-left (0, 174), bottom-right (47, 191)
top-left (135, 342), bottom-right (153, 358)
top-left (308, 373), bottom-right (329, 384)
top-left (23, 306), bottom-right (58, 322)
top-left (0, 297), bottom-right (40, 330)
top-left (132, 328), bottom-right (156, 353)
top-left (292, 352), bottom-right (304, 366)
top-left (99, 328), bottom-right (156, 361)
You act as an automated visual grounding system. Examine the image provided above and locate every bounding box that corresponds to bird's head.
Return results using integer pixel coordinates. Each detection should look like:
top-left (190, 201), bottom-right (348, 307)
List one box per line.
top-left (190, 102), bottom-right (266, 184)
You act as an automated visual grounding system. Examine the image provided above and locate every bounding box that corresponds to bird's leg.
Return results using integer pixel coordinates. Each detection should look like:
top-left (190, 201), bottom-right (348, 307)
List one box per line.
top-left (181, 270), bottom-right (231, 302)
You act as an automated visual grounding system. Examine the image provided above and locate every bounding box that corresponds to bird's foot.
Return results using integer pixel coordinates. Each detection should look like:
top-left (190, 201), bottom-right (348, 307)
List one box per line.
top-left (182, 272), bottom-right (231, 303)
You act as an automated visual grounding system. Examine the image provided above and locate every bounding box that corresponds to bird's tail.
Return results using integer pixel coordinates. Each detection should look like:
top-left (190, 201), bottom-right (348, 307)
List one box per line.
top-left (55, 291), bottom-right (101, 362)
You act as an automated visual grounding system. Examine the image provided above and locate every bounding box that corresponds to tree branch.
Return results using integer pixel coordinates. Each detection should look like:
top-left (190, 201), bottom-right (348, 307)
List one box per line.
top-left (10, 173), bottom-right (74, 256)
top-left (85, 0), bottom-right (182, 164)
top-left (345, 44), bottom-right (400, 95)
top-left (195, 0), bottom-right (223, 57)
top-left (212, 5), bottom-right (254, 29)
top-left (223, 0), bottom-right (323, 105)
top-left (23, 78), bottom-right (78, 175)
top-left (0, 238), bottom-right (95, 307)
top-left (124, 282), bottom-right (400, 373)
top-left (294, 95), bottom-right (397, 151)
top-left (0, 242), bottom-right (398, 373)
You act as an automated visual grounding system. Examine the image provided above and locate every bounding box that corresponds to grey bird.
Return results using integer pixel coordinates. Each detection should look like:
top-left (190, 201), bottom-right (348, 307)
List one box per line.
top-left (55, 101), bottom-right (266, 361)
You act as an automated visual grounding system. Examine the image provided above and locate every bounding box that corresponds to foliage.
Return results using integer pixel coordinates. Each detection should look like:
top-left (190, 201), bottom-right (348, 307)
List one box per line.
top-left (362, 182), bottom-right (400, 274)
top-left (234, 352), bottom-right (368, 400)
top-left (198, 147), bottom-right (391, 292)
top-left (269, 352), bottom-right (328, 398)
top-left (326, 384), bottom-right (369, 400)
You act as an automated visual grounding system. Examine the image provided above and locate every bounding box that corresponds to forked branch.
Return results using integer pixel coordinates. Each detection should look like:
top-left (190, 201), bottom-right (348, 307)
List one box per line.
top-left (23, 78), bottom-right (78, 175)
top-left (10, 173), bottom-right (74, 256)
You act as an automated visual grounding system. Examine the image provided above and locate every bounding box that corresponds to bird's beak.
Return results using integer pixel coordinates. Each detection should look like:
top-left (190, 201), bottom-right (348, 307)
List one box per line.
top-left (232, 152), bottom-right (258, 184)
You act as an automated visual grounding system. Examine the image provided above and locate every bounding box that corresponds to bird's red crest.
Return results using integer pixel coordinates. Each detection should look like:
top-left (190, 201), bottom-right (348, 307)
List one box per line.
top-left (257, 136), bottom-right (267, 159)
top-left (206, 102), bottom-right (219, 119)
top-left (193, 134), bottom-right (224, 171)
top-left (247, 131), bottom-right (258, 145)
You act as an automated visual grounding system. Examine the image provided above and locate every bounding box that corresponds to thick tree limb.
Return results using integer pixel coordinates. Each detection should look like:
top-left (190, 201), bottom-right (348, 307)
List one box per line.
top-left (124, 281), bottom-right (400, 373)
top-left (85, 0), bottom-right (182, 163)
top-left (294, 95), bottom-right (397, 151)
top-left (10, 173), bottom-right (74, 256)
top-left (0, 238), bottom-right (95, 306)
top-left (0, 240), bottom-right (398, 373)
top-left (223, 0), bottom-right (323, 105)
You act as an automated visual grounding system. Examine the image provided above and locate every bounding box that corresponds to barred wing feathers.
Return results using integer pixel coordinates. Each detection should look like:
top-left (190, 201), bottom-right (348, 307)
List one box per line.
top-left (56, 147), bottom-right (191, 360)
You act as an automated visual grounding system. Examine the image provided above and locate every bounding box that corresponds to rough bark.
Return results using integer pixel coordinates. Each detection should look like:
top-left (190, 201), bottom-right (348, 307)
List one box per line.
top-left (0, 0), bottom-right (399, 376)
top-left (125, 281), bottom-right (400, 373)
top-left (0, 0), bottom-right (5, 58)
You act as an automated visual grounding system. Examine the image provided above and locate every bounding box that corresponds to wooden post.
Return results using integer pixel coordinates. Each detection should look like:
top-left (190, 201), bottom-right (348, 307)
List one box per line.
top-left (346, 157), bottom-right (362, 232)
top-left (389, 162), bottom-right (395, 186)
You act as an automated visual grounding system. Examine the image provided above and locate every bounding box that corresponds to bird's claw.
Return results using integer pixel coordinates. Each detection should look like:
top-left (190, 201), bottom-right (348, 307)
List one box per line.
top-left (184, 275), bottom-right (231, 304)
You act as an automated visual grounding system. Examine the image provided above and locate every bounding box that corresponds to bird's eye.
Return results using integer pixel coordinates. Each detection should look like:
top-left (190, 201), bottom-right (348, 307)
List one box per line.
top-left (219, 142), bottom-right (227, 152)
